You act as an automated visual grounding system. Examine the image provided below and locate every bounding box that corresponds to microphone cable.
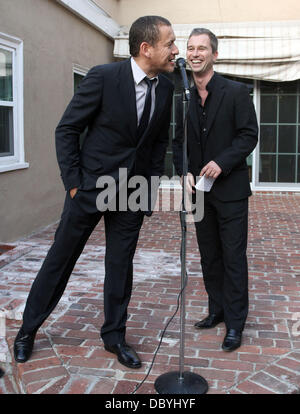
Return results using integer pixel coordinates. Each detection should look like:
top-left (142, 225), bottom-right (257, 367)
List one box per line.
top-left (131, 242), bottom-right (189, 394)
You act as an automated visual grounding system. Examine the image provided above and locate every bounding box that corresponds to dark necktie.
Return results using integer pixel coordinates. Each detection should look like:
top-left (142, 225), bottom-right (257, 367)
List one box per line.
top-left (137, 77), bottom-right (155, 139)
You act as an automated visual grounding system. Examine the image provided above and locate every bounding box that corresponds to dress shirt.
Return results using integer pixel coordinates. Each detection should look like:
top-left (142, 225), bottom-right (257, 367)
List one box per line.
top-left (130, 57), bottom-right (158, 125)
top-left (195, 73), bottom-right (217, 152)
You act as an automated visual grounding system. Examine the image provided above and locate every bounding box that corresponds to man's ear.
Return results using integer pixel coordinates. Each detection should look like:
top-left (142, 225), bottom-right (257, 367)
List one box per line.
top-left (213, 51), bottom-right (218, 63)
top-left (139, 41), bottom-right (152, 58)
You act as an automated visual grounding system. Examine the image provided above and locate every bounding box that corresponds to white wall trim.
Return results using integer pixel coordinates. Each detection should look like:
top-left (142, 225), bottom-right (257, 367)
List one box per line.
top-left (0, 33), bottom-right (27, 174)
top-left (0, 33), bottom-right (23, 48)
top-left (56, 0), bottom-right (120, 39)
top-left (251, 183), bottom-right (300, 192)
top-left (73, 63), bottom-right (89, 76)
top-left (0, 162), bottom-right (29, 174)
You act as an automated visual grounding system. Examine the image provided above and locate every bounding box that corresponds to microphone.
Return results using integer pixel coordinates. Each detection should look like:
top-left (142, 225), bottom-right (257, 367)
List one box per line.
top-left (176, 58), bottom-right (190, 100)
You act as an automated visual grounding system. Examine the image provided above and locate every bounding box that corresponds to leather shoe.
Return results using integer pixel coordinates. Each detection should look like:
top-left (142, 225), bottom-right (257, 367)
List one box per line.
top-left (104, 342), bottom-right (141, 369)
top-left (14, 328), bottom-right (36, 363)
top-left (194, 313), bottom-right (224, 329)
top-left (222, 329), bottom-right (242, 352)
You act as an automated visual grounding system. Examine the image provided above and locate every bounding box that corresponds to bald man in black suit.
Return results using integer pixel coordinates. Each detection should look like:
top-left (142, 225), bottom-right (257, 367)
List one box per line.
top-left (14, 16), bottom-right (179, 368)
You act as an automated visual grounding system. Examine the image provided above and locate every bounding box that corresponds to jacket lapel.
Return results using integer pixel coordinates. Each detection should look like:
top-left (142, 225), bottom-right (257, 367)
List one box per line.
top-left (205, 74), bottom-right (225, 136)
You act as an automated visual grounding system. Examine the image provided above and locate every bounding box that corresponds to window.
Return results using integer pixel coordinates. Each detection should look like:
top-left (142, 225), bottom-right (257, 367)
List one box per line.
top-left (0, 33), bottom-right (27, 173)
top-left (0, 48), bottom-right (13, 156)
top-left (259, 80), bottom-right (300, 185)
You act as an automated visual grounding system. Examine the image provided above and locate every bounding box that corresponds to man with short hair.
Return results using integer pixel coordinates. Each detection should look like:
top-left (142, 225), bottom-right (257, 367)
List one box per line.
top-left (173, 28), bottom-right (258, 351)
top-left (14, 16), bottom-right (178, 369)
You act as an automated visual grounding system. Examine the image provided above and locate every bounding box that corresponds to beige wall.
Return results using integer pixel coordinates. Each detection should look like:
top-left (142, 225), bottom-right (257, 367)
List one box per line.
top-left (93, 0), bottom-right (120, 21)
top-left (2, 0), bottom-right (299, 243)
top-left (117, 0), bottom-right (300, 26)
top-left (0, 0), bottom-right (113, 242)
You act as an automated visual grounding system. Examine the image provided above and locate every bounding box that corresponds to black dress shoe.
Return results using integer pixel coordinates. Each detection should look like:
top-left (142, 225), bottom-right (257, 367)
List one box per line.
top-left (194, 313), bottom-right (224, 329)
top-left (14, 328), bottom-right (36, 363)
top-left (222, 329), bottom-right (242, 352)
top-left (104, 342), bottom-right (141, 369)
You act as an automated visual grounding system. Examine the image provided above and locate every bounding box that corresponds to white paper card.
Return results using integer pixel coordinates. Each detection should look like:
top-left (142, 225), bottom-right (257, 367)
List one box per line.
top-left (195, 175), bottom-right (215, 192)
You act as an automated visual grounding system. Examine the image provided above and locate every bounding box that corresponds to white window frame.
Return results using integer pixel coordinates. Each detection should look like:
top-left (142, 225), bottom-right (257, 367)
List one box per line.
top-left (0, 33), bottom-right (28, 173)
top-left (251, 80), bottom-right (300, 192)
top-left (73, 63), bottom-right (89, 79)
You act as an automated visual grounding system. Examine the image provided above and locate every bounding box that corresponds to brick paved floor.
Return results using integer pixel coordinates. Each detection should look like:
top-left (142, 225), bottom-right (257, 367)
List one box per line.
top-left (0, 191), bottom-right (300, 394)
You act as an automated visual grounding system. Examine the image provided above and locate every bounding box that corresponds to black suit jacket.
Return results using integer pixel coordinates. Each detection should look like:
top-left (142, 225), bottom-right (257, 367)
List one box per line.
top-left (173, 73), bottom-right (258, 201)
top-left (55, 59), bottom-right (174, 205)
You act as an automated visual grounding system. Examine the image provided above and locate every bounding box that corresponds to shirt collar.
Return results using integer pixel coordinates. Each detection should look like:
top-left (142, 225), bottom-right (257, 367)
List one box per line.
top-left (130, 57), bottom-right (158, 86)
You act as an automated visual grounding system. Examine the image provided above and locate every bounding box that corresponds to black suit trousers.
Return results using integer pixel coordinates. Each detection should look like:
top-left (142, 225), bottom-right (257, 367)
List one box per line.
top-left (22, 190), bottom-right (144, 345)
top-left (194, 192), bottom-right (249, 331)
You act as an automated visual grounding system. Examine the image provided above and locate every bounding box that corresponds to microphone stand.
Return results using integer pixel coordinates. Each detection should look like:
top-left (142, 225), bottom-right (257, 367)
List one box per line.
top-left (154, 79), bottom-right (208, 394)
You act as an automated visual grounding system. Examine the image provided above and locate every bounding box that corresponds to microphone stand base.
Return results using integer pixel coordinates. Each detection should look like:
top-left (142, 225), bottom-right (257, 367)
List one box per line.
top-left (154, 371), bottom-right (208, 394)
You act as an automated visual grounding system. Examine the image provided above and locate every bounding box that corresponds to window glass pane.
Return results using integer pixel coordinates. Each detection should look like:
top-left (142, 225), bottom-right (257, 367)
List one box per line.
top-left (260, 95), bottom-right (277, 123)
top-left (278, 125), bottom-right (296, 153)
top-left (278, 155), bottom-right (296, 182)
top-left (168, 125), bottom-right (173, 149)
top-left (260, 81), bottom-right (276, 93)
top-left (246, 154), bottom-right (252, 181)
top-left (259, 154), bottom-right (276, 182)
top-left (74, 72), bottom-right (84, 92)
top-left (277, 80), bottom-right (299, 93)
top-left (279, 96), bottom-right (297, 123)
top-left (260, 125), bottom-right (276, 153)
top-left (261, 80), bottom-right (298, 94)
top-left (0, 106), bottom-right (14, 156)
top-left (0, 48), bottom-right (13, 101)
top-left (164, 152), bottom-right (175, 178)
